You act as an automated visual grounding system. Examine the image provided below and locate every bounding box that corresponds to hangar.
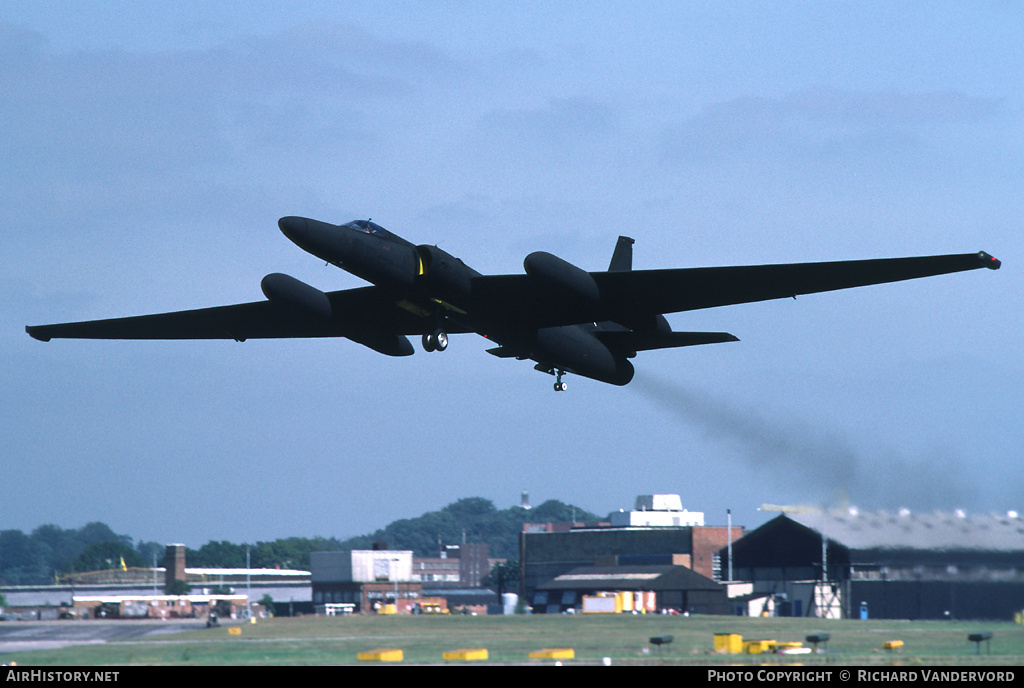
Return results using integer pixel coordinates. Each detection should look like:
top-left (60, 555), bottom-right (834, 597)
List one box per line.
top-left (721, 510), bottom-right (1024, 620)
top-left (535, 564), bottom-right (729, 614)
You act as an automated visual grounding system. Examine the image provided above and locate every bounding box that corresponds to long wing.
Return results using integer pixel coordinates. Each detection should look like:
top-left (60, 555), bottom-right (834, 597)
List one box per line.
top-left (28, 299), bottom-right (313, 342)
top-left (26, 286), bottom-right (468, 356)
top-left (593, 251), bottom-right (1001, 316)
top-left (473, 251), bottom-right (1000, 327)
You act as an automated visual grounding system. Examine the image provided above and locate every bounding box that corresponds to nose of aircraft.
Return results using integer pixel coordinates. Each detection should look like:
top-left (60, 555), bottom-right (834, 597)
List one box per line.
top-left (278, 216), bottom-right (309, 245)
top-left (278, 216), bottom-right (347, 265)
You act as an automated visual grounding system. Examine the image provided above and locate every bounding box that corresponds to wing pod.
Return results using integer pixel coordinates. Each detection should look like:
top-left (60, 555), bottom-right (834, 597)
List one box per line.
top-left (261, 273), bottom-right (332, 320)
top-left (260, 274), bottom-right (413, 356)
top-left (533, 325), bottom-right (634, 386)
top-left (524, 251), bottom-right (602, 320)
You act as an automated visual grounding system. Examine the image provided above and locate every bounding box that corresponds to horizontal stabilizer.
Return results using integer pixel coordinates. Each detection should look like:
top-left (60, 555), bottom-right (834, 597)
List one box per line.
top-left (597, 330), bottom-right (738, 354)
top-left (485, 346), bottom-right (522, 359)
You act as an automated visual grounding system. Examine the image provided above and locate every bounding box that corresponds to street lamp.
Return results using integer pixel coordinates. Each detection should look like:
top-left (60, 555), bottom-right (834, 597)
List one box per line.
top-left (391, 558), bottom-right (400, 613)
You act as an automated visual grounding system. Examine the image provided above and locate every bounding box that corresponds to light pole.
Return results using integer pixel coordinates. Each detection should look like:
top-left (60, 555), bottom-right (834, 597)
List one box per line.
top-left (246, 546), bottom-right (252, 620)
top-left (391, 558), bottom-right (400, 613)
top-left (727, 509), bottom-right (733, 583)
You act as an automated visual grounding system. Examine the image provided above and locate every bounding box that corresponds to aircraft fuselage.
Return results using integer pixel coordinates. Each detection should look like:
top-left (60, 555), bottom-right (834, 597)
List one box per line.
top-left (276, 216), bottom-right (632, 387)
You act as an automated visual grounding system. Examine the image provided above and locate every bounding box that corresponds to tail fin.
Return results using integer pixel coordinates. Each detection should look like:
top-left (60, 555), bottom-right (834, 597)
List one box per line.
top-left (608, 236), bottom-right (635, 272)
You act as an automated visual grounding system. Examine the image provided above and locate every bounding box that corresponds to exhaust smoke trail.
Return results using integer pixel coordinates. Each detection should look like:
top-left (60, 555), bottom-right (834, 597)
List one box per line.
top-left (631, 373), bottom-right (977, 511)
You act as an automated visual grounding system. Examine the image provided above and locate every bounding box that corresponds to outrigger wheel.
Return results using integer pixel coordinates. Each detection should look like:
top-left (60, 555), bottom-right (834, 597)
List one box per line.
top-left (422, 329), bottom-right (448, 352)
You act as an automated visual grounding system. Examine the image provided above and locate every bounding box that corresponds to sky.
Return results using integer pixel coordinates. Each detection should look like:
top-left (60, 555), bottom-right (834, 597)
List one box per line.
top-left (3, 2), bottom-right (1020, 548)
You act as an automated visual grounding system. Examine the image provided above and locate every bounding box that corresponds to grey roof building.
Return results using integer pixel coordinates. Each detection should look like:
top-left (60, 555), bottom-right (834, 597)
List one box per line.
top-left (722, 510), bottom-right (1024, 620)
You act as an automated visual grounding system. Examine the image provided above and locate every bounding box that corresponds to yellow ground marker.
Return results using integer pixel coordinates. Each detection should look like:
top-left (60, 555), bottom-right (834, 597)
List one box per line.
top-left (358, 648), bottom-right (404, 662)
top-left (713, 633), bottom-right (743, 654)
top-left (883, 640), bottom-right (904, 651)
top-left (774, 641), bottom-right (804, 651)
top-left (529, 648), bottom-right (575, 659)
top-left (443, 648), bottom-right (489, 661)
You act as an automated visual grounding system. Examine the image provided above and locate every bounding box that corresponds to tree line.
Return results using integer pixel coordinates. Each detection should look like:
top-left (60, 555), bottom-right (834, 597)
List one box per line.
top-left (1, 498), bottom-right (599, 585)
top-left (0, 522), bottom-right (162, 586)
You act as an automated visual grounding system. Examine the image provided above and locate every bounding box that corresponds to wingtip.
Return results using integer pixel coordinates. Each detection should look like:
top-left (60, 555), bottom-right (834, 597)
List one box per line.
top-left (979, 251), bottom-right (1001, 270)
top-left (26, 326), bottom-right (51, 342)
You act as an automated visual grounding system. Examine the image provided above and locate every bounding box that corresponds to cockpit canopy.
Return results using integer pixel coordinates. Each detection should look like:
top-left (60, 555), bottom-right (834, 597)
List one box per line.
top-left (344, 219), bottom-right (388, 235)
top-left (342, 218), bottom-right (415, 248)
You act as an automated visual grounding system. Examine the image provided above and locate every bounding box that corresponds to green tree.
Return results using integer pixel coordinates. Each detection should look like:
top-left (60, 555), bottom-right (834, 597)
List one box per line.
top-left (76, 522), bottom-right (130, 548)
top-left (70, 541), bottom-right (144, 572)
top-left (487, 559), bottom-right (519, 597)
top-left (0, 529), bottom-right (41, 585)
top-left (1, 497), bottom-right (603, 585)
top-left (187, 541), bottom-right (248, 568)
top-left (166, 579), bottom-right (191, 595)
top-left (1, 522), bottom-right (141, 584)
top-left (334, 497), bottom-right (600, 559)
top-left (135, 541), bottom-right (164, 566)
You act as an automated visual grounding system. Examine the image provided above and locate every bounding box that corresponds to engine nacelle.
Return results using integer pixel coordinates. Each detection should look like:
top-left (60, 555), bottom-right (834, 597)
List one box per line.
top-left (534, 325), bottom-right (635, 386)
top-left (261, 273), bottom-right (332, 320)
top-left (524, 251), bottom-right (601, 319)
top-left (261, 272), bottom-right (413, 356)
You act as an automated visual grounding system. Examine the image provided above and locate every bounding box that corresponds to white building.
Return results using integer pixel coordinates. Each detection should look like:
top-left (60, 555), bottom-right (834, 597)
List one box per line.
top-left (310, 550), bottom-right (413, 583)
top-left (609, 494), bottom-right (705, 527)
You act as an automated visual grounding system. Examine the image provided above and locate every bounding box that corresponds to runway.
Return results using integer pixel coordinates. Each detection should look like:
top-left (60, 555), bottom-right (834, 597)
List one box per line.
top-left (0, 619), bottom-right (203, 655)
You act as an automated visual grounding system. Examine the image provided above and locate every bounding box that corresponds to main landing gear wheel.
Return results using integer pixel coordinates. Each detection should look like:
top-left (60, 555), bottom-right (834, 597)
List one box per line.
top-left (553, 370), bottom-right (567, 392)
top-left (422, 329), bottom-right (448, 352)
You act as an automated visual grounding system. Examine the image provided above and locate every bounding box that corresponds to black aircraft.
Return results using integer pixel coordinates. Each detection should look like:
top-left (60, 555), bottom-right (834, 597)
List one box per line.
top-left (27, 216), bottom-right (1001, 391)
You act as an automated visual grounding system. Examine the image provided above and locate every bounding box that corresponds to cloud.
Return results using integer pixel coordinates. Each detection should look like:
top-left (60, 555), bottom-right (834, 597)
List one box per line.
top-left (659, 87), bottom-right (1001, 165)
top-left (479, 96), bottom-right (618, 150)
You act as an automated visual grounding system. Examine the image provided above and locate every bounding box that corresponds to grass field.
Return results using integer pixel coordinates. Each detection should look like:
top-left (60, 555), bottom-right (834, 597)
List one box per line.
top-left (8, 614), bottom-right (1024, 666)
